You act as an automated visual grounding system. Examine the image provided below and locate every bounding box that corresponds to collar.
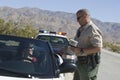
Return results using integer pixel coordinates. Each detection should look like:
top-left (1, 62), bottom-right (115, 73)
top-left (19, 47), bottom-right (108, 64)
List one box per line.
top-left (80, 21), bottom-right (93, 30)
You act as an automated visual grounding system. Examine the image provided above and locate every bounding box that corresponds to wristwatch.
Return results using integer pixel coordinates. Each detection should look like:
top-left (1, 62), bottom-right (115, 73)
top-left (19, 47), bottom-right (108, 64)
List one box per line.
top-left (80, 48), bottom-right (84, 54)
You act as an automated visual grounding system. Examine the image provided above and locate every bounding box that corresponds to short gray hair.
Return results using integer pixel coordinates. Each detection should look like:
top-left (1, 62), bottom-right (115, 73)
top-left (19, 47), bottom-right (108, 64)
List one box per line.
top-left (76, 9), bottom-right (90, 16)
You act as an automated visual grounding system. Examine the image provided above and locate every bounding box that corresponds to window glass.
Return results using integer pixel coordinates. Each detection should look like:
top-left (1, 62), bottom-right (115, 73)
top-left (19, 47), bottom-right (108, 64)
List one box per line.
top-left (0, 35), bottom-right (54, 78)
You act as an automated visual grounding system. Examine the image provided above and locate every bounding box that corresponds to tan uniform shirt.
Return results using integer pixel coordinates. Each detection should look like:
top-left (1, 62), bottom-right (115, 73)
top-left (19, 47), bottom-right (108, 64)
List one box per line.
top-left (74, 21), bottom-right (103, 49)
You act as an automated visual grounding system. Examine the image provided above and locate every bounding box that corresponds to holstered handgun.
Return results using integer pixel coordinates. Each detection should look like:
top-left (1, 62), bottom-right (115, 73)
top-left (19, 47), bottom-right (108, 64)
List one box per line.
top-left (89, 52), bottom-right (100, 69)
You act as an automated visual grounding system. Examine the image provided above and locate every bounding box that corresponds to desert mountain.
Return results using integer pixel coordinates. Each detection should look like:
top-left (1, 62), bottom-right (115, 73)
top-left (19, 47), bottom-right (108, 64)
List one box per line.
top-left (0, 7), bottom-right (120, 43)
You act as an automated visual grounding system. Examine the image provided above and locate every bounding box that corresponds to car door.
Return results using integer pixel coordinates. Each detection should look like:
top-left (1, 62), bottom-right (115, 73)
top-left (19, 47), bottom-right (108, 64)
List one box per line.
top-left (0, 35), bottom-right (63, 80)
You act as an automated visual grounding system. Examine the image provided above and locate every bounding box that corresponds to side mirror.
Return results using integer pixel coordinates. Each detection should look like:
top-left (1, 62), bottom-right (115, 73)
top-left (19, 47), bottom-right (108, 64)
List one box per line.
top-left (59, 62), bottom-right (77, 73)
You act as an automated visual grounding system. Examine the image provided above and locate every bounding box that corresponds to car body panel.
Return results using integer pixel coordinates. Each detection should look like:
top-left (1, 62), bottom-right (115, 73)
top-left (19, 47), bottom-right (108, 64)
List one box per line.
top-left (0, 75), bottom-right (62, 80)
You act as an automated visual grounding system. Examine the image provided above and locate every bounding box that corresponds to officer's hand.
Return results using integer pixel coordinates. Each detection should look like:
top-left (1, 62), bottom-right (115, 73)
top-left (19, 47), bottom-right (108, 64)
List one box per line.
top-left (70, 46), bottom-right (80, 54)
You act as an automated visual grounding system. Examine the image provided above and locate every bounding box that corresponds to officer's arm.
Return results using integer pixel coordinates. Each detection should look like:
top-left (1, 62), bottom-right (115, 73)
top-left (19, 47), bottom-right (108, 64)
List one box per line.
top-left (82, 46), bottom-right (102, 55)
top-left (70, 46), bottom-right (101, 56)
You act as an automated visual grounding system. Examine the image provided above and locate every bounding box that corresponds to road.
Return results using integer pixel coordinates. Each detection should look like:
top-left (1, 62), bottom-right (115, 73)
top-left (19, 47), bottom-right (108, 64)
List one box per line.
top-left (65, 49), bottom-right (120, 80)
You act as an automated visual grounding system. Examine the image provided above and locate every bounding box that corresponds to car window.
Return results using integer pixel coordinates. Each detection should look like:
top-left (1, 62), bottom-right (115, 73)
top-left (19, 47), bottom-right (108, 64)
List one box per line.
top-left (0, 35), bottom-right (54, 78)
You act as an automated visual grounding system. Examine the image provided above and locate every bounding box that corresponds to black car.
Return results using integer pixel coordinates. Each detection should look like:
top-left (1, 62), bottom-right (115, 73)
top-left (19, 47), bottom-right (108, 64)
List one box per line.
top-left (0, 35), bottom-right (76, 80)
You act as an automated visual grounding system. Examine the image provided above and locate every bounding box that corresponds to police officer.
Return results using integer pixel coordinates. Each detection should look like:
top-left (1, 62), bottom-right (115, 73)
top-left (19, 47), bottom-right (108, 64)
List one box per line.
top-left (71, 9), bottom-right (103, 80)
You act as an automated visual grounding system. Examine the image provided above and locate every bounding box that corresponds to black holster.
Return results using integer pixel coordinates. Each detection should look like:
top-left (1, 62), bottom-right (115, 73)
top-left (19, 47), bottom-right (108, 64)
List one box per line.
top-left (89, 52), bottom-right (100, 69)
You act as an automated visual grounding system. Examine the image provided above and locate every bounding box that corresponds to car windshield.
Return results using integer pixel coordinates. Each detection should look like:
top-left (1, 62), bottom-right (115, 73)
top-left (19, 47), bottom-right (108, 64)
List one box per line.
top-left (37, 35), bottom-right (69, 47)
top-left (0, 35), bottom-right (54, 78)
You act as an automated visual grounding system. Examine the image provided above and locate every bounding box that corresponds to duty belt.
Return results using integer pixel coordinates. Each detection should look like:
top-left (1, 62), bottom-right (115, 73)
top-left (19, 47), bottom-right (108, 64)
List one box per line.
top-left (77, 53), bottom-right (100, 68)
top-left (77, 56), bottom-right (89, 64)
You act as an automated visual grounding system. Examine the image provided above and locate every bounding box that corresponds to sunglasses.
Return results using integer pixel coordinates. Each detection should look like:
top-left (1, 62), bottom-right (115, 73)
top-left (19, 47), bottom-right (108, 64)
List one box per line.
top-left (77, 16), bottom-right (83, 21)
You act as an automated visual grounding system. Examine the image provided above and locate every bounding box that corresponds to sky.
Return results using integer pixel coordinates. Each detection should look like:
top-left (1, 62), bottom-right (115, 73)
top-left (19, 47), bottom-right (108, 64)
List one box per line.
top-left (0, 0), bottom-right (120, 23)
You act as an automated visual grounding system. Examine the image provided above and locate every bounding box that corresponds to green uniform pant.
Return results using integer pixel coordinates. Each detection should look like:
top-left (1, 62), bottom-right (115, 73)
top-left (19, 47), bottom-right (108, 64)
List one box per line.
top-left (73, 61), bottom-right (99, 80)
